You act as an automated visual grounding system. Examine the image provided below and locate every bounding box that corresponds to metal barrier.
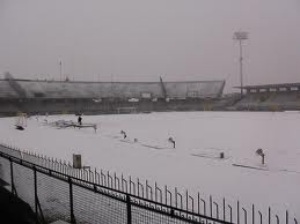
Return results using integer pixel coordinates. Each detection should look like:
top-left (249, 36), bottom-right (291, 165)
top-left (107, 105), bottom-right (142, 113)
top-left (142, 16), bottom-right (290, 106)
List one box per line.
top-left (0, 148), bottom-right (230, 224)
top-left (0, 144), bottom-right (298, 224)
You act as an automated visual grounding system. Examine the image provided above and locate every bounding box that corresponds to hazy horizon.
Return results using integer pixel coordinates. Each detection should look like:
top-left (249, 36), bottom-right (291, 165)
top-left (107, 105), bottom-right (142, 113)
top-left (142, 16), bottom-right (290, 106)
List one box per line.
top-left (1, 0), bottom-right (300, 93)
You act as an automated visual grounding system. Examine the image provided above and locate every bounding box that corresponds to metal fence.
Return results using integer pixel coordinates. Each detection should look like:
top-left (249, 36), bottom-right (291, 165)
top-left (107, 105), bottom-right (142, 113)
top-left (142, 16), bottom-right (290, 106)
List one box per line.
top-left (0, 143), bottom-right (298, 224)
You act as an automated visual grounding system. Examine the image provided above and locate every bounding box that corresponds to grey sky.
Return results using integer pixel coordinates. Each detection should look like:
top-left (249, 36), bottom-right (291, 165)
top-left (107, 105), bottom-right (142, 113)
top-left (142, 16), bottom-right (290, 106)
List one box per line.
top-left (0, 0), bottom-right (299, 92)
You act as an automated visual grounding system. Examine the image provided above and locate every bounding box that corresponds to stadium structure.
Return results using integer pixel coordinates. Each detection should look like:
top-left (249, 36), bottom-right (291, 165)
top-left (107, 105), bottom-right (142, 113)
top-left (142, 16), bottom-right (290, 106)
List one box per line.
top-left (1, 74), bottom-right (300, 223)
top-left (0, 73), bottom-right (227, 116)
top-left (1, 72), bottom-right (300, 116)
top-left (233, 83), bottom-right (300, 111)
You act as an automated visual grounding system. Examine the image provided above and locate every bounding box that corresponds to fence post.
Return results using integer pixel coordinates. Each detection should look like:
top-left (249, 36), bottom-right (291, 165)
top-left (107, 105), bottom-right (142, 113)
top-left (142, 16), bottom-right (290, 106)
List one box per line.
top-left (223, 198), bottom-right (226, 221)
top-left (33, 166), bottom-right (38, 223)
top-left (68, 177), bottom-right (76, 224)
top-left (197, 192), bottom-right (200, 214)
top-left (242, 208), bottom-right (247, 224)
top-left (126, 195), bottom-right (132, 224)
top-left (186, 190), bottom-right (189, 211)
top-left (214, 202), bottom-right (219, 219)
top-left (189, 195), bottom-right (194, 212)
top-left (166, 185), bottom-right (172, 206)
top-left (146, 180), bottom-right (149, 199)
top-left (9, 158), bottom-right (16, 195)
top-left (228, 205), bottom-right (233, 223)
top-left (252, 204), bottom-right (255, 224)
top-left (114, 172), bottom-right (117, 189)
top-left (137, 178), bottom-right (140, 196)
top-left (32, 165), bottom-right (45, 224)
top-left (275, 215), bottom-right (279, 224)
top-left (268, 207), bottom-right (271, 224)
top-left (237, 200), bottom-right (240, 224)
top-left (201, 199), bottom-right (207, 216)
top-left (209, 195), bottom-right (213, 217)
top-left (258, 211), bottom-right (262, 224)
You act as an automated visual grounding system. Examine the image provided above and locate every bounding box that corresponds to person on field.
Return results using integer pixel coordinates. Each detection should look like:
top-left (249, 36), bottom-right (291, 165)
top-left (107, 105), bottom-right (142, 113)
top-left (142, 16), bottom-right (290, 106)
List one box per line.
top-left (78, 115), bottom-right (82, 126)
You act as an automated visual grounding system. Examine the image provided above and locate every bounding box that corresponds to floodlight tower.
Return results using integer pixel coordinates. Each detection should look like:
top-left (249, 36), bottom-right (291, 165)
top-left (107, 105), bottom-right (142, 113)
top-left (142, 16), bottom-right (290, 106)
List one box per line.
top-left (59, 60), bottom-right (62, 81)
top-left (233, 31), bottom-right (248, 98)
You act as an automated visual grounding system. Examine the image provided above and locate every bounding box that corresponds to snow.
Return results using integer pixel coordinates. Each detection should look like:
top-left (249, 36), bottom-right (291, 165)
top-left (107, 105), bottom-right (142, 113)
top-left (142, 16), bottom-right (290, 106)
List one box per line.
top-left (0, 111), bottom-right (299, 219)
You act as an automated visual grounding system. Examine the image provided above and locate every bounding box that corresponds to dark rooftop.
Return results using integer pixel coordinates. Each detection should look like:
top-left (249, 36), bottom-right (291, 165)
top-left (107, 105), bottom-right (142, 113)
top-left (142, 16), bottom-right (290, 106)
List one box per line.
top-left (235, 83), bottom-right (300, 89)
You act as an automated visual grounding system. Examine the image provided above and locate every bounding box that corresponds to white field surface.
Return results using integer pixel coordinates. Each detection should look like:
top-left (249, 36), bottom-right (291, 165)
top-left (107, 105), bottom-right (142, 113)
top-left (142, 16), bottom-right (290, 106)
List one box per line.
top-left (0, 111), bottom-right (299, 219)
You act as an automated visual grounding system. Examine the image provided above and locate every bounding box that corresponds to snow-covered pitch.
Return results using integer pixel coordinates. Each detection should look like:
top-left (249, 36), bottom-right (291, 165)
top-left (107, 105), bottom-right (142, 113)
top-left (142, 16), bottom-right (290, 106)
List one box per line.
top-left (0, 111), bottom-right (299, 219)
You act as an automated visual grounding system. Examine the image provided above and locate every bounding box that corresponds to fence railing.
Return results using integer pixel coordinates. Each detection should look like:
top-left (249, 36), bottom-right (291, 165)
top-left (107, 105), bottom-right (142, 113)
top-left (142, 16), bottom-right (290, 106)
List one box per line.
top-left (0, 143), bottom-right (298, 224)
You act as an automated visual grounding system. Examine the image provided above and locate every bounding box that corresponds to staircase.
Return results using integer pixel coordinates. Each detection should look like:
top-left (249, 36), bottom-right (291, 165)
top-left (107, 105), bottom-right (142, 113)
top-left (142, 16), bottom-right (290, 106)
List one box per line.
top-left (5, 73), bottom-right (27, 98)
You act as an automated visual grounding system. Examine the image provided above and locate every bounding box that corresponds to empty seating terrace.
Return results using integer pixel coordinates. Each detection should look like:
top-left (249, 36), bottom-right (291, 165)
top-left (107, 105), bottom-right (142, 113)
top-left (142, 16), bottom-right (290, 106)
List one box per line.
top-left (235, 83), bottom-right (300, 110)
top-left (0, 79), bottom-right (225, 99)
top-left (0, 78), bottom-right (226, 115)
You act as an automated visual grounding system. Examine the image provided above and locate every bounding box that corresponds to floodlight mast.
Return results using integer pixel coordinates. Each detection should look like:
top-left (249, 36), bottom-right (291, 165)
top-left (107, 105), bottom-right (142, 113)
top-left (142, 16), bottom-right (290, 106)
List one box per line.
top-left (233, 31), bottom-right (248, 98)
top-left (59, 60), bottom-right (62, 81)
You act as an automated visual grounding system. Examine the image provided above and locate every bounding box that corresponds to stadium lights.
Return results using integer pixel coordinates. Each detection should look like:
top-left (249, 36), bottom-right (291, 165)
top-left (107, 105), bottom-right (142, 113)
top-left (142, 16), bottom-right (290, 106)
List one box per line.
top-left (59, 60), bottom-right (62, 81)
top-left (233, 31), bottom-right (248, 98)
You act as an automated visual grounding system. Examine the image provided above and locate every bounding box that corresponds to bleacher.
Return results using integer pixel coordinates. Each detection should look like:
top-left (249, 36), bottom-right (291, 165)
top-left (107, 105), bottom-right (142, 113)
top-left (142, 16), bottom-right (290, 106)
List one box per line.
top-left (0, 77), bottom-right (226, 115)
top-left (3, 76), bottom-right (300, 114)
top-left (233, 83), bottom-right (300, 111)
top-left (14, 80), bottom-right (224, 99)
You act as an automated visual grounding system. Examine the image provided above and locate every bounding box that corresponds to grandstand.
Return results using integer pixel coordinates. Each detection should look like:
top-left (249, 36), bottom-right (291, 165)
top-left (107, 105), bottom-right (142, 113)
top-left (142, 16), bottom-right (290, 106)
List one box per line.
top-left (2, 73), bottom-right (300, 115)
top-left (0, 74), bottom-right (226, 116)
top-left (233, 83), bottom-right (300, 111)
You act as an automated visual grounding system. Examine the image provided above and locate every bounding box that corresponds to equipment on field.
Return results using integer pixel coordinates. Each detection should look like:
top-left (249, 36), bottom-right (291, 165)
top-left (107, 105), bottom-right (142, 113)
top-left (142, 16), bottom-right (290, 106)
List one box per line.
top-left (15, 112), bottom-right (27, 131)
top-left (256, 148), bottom-right (265, 165)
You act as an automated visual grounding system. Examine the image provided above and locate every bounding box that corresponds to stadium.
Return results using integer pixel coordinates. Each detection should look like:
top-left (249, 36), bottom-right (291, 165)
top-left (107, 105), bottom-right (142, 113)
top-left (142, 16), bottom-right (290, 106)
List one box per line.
top-left (0, 73), bottom-right (227, 116)
top-left (0, 72), bottom-right (300, 224)
top-left (1, 0), bottom-right (299, 222)
top-left (1, 73), bottom-right (300, 117)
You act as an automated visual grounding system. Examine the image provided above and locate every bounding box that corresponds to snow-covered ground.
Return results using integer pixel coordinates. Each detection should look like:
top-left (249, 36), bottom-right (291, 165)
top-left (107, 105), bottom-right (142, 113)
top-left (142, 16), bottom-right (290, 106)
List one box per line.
top-left (0, 111), bottom-right (299, 219)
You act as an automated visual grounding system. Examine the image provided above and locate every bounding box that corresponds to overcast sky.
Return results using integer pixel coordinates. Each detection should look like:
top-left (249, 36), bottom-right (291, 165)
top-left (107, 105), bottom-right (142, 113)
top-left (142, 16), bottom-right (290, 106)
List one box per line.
top-left (0, 0), bottom-right (299, 92)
